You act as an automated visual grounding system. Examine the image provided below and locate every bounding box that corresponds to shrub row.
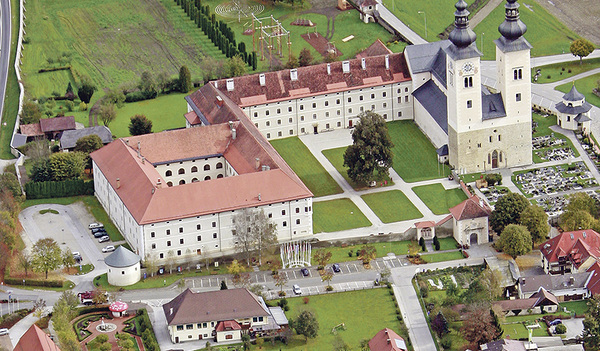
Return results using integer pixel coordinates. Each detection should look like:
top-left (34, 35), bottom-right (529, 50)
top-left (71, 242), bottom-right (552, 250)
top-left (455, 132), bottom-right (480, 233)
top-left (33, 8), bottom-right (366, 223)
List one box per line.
top-left (38, 66), bottom-right (71, 73)
top-left (125, 90), bottom-right (158, 103)
top-left (25, 179), bottom-right (94, 199)
top-left (137, 309), bottom-right (160, 351)
top-left (4, 277), bottom-right (63, 287)
top-left (0, 309), bottom-right (32, 329)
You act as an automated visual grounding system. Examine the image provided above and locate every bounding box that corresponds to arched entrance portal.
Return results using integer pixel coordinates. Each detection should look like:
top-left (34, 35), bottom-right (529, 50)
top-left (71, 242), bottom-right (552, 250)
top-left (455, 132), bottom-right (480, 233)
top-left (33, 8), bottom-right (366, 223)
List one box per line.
top-left (469, 233), bottom-right (478, 245)
top-left (491, 150), bottom-right (498, 168)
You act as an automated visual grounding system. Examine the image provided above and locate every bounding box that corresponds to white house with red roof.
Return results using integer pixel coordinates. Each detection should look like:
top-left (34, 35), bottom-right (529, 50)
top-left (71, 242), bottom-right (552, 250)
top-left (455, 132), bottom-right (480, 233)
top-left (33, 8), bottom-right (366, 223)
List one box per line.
top-left (448, 196), bottom-right (491, 246)
top-left (540, 230), bottom-right (600, 275)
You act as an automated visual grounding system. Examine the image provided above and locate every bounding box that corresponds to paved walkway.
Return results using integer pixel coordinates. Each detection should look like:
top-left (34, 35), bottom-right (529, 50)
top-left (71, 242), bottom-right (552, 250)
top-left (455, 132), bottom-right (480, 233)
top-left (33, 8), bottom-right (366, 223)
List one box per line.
top-left (375, 3), bottom-right (427, 45)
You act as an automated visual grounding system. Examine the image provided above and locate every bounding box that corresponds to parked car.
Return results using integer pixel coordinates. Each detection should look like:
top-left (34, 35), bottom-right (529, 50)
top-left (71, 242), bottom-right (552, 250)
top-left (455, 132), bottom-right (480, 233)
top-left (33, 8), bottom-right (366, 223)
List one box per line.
top-left (0, 328), bottom-right (8, 336)
top-left (88, 223), bottom-right (104, 230)
top-left (102, 245), bottom-right (115, 253)
top-left (549, 319), bottom-right (562, 326)
top-left (292, 284), bottom-right (302, 295)
top-left (98, 236), bottom-right (110, 243)
top-left (332, 263), bottom-right (341, 273)
top-left (91, 227), bottom-right (106, 234)
top-left (72, 251), bottom-right (82, 263)
top-left (93, 231), bottom-right (107, 238)
top-left (300, 268), bottom-right (309, 276)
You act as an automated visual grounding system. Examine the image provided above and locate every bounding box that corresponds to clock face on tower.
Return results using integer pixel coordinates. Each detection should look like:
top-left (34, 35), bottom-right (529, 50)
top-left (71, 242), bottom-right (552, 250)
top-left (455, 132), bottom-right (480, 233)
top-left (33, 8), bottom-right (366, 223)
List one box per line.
top-left (462, 62), bottom-right (474, 74)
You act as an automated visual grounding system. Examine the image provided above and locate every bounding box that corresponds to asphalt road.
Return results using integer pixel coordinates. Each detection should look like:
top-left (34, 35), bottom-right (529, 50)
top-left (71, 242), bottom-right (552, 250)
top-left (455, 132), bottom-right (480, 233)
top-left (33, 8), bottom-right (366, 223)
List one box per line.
top-left (0, 0), bottom-right (11, 126)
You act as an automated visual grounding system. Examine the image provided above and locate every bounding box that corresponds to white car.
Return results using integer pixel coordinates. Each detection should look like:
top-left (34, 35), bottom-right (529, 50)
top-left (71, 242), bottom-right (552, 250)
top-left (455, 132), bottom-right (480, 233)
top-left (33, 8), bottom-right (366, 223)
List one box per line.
top-left (102, 245), bottom-right (115, 253)
top-left (0, 328), bottom-right (8, 336)
top-left (98, 236), bottom-right (110, 243)
top-left (88, 223), bottom-right (104, 230)
top-left (292, 284), bottom-right (302, 295)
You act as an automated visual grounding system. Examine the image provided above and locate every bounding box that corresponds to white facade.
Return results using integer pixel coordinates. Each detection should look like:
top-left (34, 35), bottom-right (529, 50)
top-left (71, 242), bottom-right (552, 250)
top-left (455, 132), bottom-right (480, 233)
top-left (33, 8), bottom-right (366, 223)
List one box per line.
top-left (167, 315), bottom-right (268, 343)
top-left (107, 261), bottom-right (141, 286)
top-left (453, 216), bottom-right (489, 247)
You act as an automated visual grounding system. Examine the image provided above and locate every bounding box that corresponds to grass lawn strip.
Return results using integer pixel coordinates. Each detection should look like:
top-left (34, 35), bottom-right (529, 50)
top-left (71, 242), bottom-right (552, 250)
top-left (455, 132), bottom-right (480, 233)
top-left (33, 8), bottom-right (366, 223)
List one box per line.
top-left (557, 73), bottom-right (600, 109)
top-left (314, 240), bottom-right (421, 264)
top-left (387, 121), bottom-right (451, 182)
top-left (260, 289), bottom-right (407, 351)
top-left (322, 147), bottom-right (394, 191)
top-left (437, 237), bottom-right (458, 251)
top-left (421, 251), bottom-right (464, 263)
top-left (361, 190), bottom-right (422, 223)
top-left (271, 137), bottom-right (342, 197)
top-left (533, 57), bottom-right (600, 84)
top-left (313, 199), bottom-right (371, 233)
top-left (412, 184), bottom-right (468, 215)
top-left (93, 268), bottom-right (223, 291)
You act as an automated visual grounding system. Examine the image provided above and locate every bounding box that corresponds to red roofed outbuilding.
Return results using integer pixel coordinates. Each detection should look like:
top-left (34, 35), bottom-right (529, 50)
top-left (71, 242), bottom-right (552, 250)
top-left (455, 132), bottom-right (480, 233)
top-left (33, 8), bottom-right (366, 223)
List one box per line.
top-left (449, 196), bottom-right (491, 247)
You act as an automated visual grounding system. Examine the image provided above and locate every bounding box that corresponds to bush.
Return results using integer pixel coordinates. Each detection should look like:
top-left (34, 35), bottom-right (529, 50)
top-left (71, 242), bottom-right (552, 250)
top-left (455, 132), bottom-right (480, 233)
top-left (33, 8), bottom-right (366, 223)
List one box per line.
top-left (440, 336), bottom-right (452, 350)
top-left (79, 102), bottom-right (87, 111)
top-left (4, 277), bottom-right (63, 287)
top-left (124, 90), bottom-right (158, 103)
top-left (555, 324), bottom-right (567, 334)
top-left (348, 250), bottom-right (353, 257)
top-left (303, 297), bottom-right (309, 304)
top-left (25, 179), bottom-right (94, 199)
top-left (326, 285), bottom-right (334, 291)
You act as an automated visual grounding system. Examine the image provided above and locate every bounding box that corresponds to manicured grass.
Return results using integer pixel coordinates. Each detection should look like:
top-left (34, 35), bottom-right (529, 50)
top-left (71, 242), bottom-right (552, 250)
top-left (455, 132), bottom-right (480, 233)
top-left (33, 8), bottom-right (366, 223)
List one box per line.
top-left (361, 190), bottom-right (422, 223)
top-left (22, 195), bottom-right (125, 242)
top-left (387, 121), bottom-right (451, 182)
top-left (313, 199), bottom-right (372, 233)
top-left (412, 184), bottom-right (468, 215)
top-left (459, 172), bottom-right (483, 183)
top-left (556, 73), bottom-right (600, 108)
top-left (473, 0), bottom-right (581, 60)
top-left (502, 321), bottom-right (549, 339)
top-left (532, 113), bottom-right (557, 138)
top-left (561, 300), bottom-right (589, 315)
top-left (0, 0), bottom-right (20, 159)
top-left (93, 268), bottom-right (219, 291)
top-left (316, 240), bottom-right (420, 264)
top-left (271, 137), bottom-right (342, 197)
top-left (322, 147), bottom-right (393, 190)
top-left (533, 57), bottom-right (600, 84)
top-left (421, 251), bottom-right (464, 263)
top-left (438, 237), bottom-right (458, 251)
top-left (261, 289), bottom-right (408, 351)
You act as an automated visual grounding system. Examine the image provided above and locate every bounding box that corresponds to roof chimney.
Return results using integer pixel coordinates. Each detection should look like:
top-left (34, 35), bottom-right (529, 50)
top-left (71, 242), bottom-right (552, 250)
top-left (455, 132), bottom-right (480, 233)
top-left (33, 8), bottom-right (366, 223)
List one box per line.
top-left (385, 55), bottom-right (390, 70)
top-left (232, 128), bottom-right (236, 140)
top-left (157, 179), bottom-right (162, 188)
top-left (141, 156), bottom-right (145, 164)
top-left (361, 58), bottom-right (366, 70)
top-left (124, 139), bottom-right (129, 146)
top-left (216, 96), bottom-right (224, 107)
top-left (137, 141), bottom-right (141, 157)
top-left (327, 63), bottom-right (331, 75)
top-left (342, 60), bottom-right (350, 73)
top-left (255, 157), bottom-right (260, 170)
top-left (386, 338), bottom-right (391, 344)
top-left (570, 276), bottom-right (575, 285)
top-left (116, 178), bottom-right (121, 189)
top-left (170, 308), bottom-right (173, 315)
top-left (290, 69), bottom-right (298, 81)
top-left (259, 73), bottom-right (266, 86)
top-left (226, 79), bottom-right (234, 91)
top-left (213, 81), bottom-right (218, 89)
top-left (258, 193), bottom-right (261, 201)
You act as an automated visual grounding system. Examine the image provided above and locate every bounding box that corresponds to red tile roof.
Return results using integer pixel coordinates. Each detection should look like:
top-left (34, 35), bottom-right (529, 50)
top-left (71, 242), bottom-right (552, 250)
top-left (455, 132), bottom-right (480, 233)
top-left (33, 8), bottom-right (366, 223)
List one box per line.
top-left (540, 230), bottom-right (600, 268)
top-left (199, 53), bottom-right (410, 107)
top-left (415, 221), bottom-right (435, 229)
top-left (587, 261), bottom-right (600, 296)
top-left (39, 116), bottom-right (76, 133)
top-left (19, 123), bottom-right (44, 137)
top-left (215, 320), bottom-right (242, 331)
top-left (163, 288), bottom-right (270, 326)
top-left (356, 39), bottom-right (393, 59)
top-left (14, 324), bottom-right (61, 351)
top-left (449, 196), bottom-right (491, 221)
top-left (90, 114), bottom-right (311, 224)
top-left (368, 328), bottom-right (407, 351)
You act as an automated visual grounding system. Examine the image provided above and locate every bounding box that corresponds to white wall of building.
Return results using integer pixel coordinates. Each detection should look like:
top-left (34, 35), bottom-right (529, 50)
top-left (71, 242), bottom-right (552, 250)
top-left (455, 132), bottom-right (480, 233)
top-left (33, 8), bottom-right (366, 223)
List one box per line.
top-left (107, 262), bottom-right (141, 286)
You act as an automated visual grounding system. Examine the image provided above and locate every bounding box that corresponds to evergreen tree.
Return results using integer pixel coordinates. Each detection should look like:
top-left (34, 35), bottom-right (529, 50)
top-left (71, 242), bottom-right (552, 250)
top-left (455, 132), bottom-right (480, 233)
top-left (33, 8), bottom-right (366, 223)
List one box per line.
top-left (179, 65), bottom-right (193, 93)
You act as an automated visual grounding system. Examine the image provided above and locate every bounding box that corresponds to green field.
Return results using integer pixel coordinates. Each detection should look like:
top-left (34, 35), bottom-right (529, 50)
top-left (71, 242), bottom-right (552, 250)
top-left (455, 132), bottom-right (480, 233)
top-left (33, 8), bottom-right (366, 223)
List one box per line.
top-left (271, 137), bottom-right (342, 197)
top-left (557, 73), bottom-right (600, 108)
top-left (533, 57), bottom-right (600, 84)
top-left (260, 289), bottom-right (408, 351)
top-left (412, 184), bottom-right (468, 215)
top-left (315, 240), bottom-right (420, 264)
top-left (322, 147), bottom-right (393, 190)
top-left (313, 199), bottom-right (372, 233)
top-left (422, 251), bottom-right (464, 263)
top-left (361, 190), bottom-right (422, 223)
top-left (387, 121), bottom-right (451, 182)
top-left (560, 300), bottom-right (589, 315)
top-left (473, 0), bottom-right (580, 60)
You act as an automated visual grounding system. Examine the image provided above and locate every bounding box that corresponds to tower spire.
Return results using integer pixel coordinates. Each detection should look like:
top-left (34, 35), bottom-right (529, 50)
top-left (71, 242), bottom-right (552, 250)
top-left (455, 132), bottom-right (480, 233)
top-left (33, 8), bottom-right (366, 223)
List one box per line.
top-left (498, 0), bottom-right (527, 41)
top-left (448, 0), bottom-right (476, 48)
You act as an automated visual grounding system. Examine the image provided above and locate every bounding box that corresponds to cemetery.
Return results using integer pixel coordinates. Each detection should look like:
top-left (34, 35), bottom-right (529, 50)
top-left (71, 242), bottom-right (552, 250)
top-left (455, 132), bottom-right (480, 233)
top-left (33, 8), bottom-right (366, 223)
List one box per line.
top-left (513, 162), bottom-right (597, 198)
top-left (532, 135), bottom-right (575, 163)
top-left (479, 186), bottom-right (509, 205)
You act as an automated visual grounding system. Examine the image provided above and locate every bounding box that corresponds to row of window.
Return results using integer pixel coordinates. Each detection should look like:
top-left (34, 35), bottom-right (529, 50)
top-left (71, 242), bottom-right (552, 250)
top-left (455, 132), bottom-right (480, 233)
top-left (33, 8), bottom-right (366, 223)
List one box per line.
top-left (177, 322), bottom-right (213, 331)
top-left (165, 175), bottom-right (223, 187)
top-left (165, 163), bottom-right (223, 177)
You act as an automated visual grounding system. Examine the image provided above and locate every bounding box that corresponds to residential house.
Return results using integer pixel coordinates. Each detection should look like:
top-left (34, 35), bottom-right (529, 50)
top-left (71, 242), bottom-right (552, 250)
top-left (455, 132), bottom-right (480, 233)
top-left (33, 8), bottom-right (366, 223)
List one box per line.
top-left (60, 125), bottom-right (113, 151)
top-left (14, 324), bottom-right (61, 351)
top-left (518, 272), bottom-right (591, 300)
top-left (492, 288), bottom-right (558, 317)
top-left (540, 229), bottom-right (600, 275)
top-left (19, 116), bottom-right (76, 143)
top-left (368, 328), bottom-right (407, 351)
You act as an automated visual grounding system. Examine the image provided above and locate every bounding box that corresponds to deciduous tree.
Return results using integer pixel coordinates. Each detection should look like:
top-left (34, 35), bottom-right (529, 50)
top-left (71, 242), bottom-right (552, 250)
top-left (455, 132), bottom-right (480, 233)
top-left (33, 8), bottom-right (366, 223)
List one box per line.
top-left (31, 238), bottom-right (62, 279)
top-left (431, 311), bottom-right (449, 337)
top-left (358, 244), bottom-right (376, 265)
top-left (77, 77), bottom-right (97, 103)
top-left (313, 249), bottom-right (332, 268)
top-left (583, 296), bottom-right (600, 350)
top-left (274, 272), bottom-right (288, 294)
top-left (99, 103), bottom-right (116, 127)
top-left (74, 134), bottom-right (103, 155)
top-left (570, 39), bottom-right (595, 65)
top-left (498, 224), bottom-right (532, 259)
top-left (21, 101), bottom-right (42, 124)
top-left (490, 192), bottom-right (530, 234)
top-left (561, 210), bottom-right (596, 232)
top-left (128, 114), bottom-right (153, 136)
top-left (62, 248), bottom-right (76, 272)
top-left (520, 205), bottom-right (549, 244)
top-left (226, 55), bottom-right (247, 77)
top-left (461, 307), bottom-right (498, 347)
top-left (232, 208), bottom-right (277, 266)
top-left (343, 111), bottom-right (394, 184)
top-left (49, 152), bottom-right (85, 180)
top-left (294, 310), bottom-right (319, 341)
top-left (18, 251), bottom-right (32, 277)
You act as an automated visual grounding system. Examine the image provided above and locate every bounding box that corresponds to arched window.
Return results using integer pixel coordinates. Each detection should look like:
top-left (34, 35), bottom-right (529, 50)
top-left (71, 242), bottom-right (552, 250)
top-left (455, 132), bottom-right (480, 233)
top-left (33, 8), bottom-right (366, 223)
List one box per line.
top-left (192, 178), bottom-right (199, 183)
top-left (216, 162), bottom-right (223, 169)
top-left (179, 179), bottom-right (186, 185)
top-left (191, 166), bottom-right (198, 173)
top-left (167, 182), bottom-right (173, 187)
top-left (178, 168), bottom-right (185, 175)
top-left (217, 174), bottom-right (224, 178)
top-left (204, 176), bottom-right (211, 181)
top-left (204, 164), bottom-right (210, 171)
top-left (165, 170), bottom-right (172, 177)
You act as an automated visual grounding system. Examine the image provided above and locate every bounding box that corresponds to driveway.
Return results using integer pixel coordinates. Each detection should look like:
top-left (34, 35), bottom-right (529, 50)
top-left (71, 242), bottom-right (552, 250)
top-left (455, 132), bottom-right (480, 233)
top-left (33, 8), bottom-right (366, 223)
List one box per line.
top-left (562, 317), bottom-right (584, 340)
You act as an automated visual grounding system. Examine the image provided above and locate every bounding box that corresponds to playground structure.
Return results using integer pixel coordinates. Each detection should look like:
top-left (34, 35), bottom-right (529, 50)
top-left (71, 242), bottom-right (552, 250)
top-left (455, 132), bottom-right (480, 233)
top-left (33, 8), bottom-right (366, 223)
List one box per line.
top-left (331, 323), bottom-right (347, 335)
top-left (280, 240), bottom-right (311, 269)
top-left (252, 14), bottom-right (291, 60)
top-left (215, 0), bottom-right (265, 21)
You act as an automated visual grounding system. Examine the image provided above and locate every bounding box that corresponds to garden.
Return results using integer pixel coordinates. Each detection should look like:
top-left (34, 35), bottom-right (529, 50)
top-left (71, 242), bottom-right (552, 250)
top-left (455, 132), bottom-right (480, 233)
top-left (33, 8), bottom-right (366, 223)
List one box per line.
top-left (322, 146), bottom-right (394, 191)
top-left (533, 57), bottom-right (600, 84)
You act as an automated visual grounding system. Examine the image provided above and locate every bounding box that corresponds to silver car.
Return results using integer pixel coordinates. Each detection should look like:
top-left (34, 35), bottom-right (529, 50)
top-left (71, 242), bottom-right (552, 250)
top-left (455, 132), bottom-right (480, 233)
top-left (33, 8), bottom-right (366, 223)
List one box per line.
top-left (98, 236), bottom-right (110, 243)
top-left (293, 284), bottom-right (302, 295)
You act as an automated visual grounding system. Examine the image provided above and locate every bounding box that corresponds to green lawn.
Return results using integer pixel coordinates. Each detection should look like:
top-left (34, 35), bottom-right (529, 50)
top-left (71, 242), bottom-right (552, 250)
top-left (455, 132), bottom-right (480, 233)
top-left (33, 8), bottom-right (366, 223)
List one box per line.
top-left (502, 321), bottom-right (549, 340)
top-left (313, 199), bottom-right (372, 233)
top-left (322, 147), bottom-right (393, 190)
top-left (387, 121), bottom-right (451, 182)
top-left (473, 0), bottom-right (581, 60)
top-left (361, 190), bottom-right (422, 223)
top-left (459, 172), bottom-right (483, 183)
top-left (271, 137), bottom-right (342, 197)
top-left (438, 237), bottom-right (458, 250)
top-left (561, 300), bottom-right (589, 315)
top-left (557, 73), bottom-right (600, 108)
top-left (412, 184), bottom-right (468, 215)
top-left (260, 289), bottom-right (408, 351)
top-left (314, 240), bottom-right (420, 264)
top-left (5, 280), bottom-right (75, 292)
top-left (22, 195), bottom-right (125, 242)
top-left (532, 113), bottom-right (557, 137)
top-left (533, 57), bottom-right (600, 84)
top-left (93, 268), bottom-right (221, 290)
top-left (0, 0), bottom-right (20, 159)
top-left (421, 251), bottom-right (464, 263)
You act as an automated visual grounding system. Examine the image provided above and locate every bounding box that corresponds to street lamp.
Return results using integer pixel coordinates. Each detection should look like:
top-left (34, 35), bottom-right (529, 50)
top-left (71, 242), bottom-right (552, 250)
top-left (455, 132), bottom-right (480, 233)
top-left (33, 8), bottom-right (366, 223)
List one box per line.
top-left (418, 11), bottom-right (427, 40)
top-left (481, 32), bottom-right (485, 55)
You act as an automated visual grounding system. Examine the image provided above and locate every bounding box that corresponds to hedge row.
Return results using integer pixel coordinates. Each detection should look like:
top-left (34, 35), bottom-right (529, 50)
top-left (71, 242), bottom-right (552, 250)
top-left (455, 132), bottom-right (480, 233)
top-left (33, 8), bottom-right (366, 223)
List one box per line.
top-left (4, 277), bottom-right (63, 287)
top-left (137, 309), bottom-right (160, 351)
top-left (25, 179), bottom-right (94, 199)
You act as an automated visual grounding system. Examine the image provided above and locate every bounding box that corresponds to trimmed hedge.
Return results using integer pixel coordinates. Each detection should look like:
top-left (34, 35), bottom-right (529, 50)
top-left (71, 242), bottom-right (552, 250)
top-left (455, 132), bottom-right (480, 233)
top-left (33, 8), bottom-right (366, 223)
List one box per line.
top-left (4, 277), bottom-right (63, 287)
top-left (76, 306), bottom-right (109, 316)
top-left (25, 179), bottom-right (94, 199)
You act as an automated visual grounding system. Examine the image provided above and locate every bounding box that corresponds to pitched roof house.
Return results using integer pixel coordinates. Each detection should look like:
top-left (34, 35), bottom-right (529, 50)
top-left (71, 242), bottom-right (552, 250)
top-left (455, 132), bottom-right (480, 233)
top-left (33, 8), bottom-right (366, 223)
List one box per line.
top-left (540, 230), bottom-right (600, 275)
top-left (60, 125), bottom-right (113, 151)
top-left (14, 324), bottom-right (61, 351)
top-left (449, 195), bottom-right (492, 247)
top-left (493, 288), bottom-right (559, 316)
top-left (368, 328), bottom-right (407, 351)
